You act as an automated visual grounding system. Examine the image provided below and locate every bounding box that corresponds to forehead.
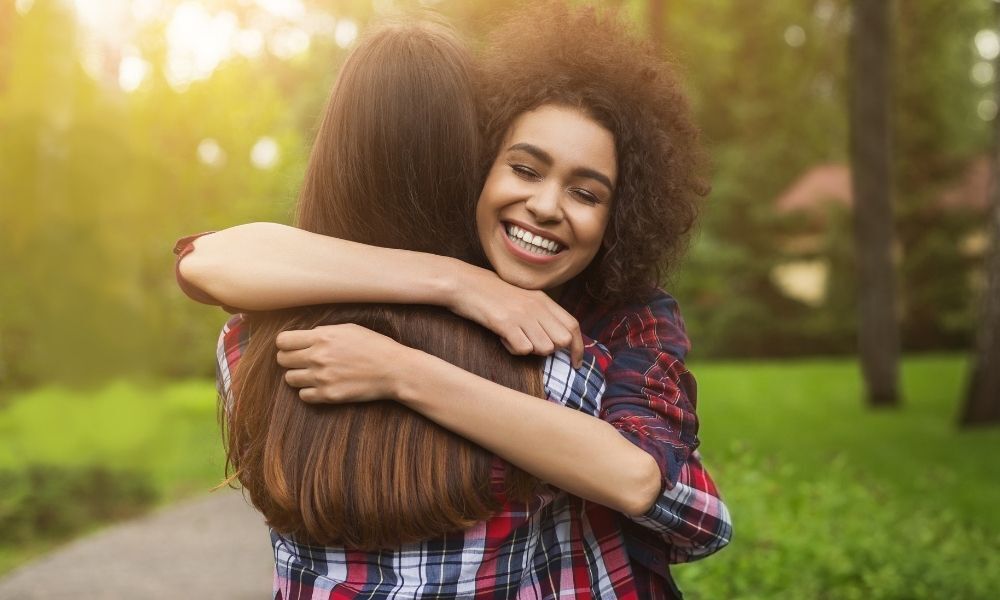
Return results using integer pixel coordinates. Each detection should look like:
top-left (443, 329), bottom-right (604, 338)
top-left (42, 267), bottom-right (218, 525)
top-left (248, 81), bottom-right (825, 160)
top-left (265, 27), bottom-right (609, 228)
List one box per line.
top-left (503, 105), bottom-right (617, 182)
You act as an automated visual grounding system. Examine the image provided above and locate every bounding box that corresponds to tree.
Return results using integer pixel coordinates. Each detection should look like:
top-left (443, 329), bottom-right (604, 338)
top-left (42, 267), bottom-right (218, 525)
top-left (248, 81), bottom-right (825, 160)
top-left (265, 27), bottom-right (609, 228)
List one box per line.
top-left (960, 1), bottom-right (1000, 427)
top-left (849, 0), bottom-right (900, 407)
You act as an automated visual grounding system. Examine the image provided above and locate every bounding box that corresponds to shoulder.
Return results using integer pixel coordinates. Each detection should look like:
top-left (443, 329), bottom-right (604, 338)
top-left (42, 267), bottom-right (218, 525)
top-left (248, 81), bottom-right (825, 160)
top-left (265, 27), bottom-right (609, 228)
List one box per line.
top-left (576, 287), bottom-right (690, 360)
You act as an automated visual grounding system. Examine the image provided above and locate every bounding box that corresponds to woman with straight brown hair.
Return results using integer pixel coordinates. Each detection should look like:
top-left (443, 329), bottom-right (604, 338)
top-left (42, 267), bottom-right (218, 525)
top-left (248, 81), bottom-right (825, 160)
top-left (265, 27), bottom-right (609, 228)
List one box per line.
top-left (224, 19), bottom-right (544, 550)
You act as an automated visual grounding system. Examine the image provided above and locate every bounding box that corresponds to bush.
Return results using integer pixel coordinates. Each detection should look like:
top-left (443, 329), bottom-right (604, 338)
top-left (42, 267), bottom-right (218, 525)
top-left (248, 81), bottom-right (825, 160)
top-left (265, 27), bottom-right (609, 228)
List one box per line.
top-left (0, 464), bottom-right (157, 544)
top-left (673, 447), bottom-right (1000, 599)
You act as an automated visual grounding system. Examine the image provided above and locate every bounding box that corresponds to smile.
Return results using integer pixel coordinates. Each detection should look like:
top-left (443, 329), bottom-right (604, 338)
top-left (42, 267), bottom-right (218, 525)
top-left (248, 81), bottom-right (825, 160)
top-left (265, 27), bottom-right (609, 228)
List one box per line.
top-left (504, 224), bottom-right (564, 256)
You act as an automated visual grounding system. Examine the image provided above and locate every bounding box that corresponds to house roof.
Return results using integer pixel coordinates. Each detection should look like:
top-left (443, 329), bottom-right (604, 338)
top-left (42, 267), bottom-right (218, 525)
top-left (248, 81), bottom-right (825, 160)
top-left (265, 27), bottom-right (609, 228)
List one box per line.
top-left (775, 159), bottom-right (990, 215)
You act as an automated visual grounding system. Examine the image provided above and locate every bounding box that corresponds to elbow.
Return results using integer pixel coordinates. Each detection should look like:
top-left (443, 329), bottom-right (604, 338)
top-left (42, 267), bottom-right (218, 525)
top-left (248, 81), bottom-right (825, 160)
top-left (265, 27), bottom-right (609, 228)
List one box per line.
top-left (177, 240), bottom-right (219, 296)
top-left (617, 452), bottom-right (663, 518)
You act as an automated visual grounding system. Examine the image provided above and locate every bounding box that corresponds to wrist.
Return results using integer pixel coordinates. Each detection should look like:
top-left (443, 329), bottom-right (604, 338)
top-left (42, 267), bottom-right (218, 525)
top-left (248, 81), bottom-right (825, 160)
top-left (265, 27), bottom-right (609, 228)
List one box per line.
top-left (435, 258), bottom-right (482, 311)
top-left (391, 346), bottom-right (431, 406)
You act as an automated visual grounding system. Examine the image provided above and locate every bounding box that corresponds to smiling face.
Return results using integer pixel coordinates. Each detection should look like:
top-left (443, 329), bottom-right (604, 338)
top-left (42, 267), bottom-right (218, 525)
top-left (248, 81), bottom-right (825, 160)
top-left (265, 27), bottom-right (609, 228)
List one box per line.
top-left (476, 104), bottom-right (617, 293)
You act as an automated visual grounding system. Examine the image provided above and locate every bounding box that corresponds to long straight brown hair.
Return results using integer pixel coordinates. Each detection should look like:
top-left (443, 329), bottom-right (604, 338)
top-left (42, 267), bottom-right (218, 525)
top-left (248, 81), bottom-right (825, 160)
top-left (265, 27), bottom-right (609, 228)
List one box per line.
top-left (226, 20), bottom-right (543, 550)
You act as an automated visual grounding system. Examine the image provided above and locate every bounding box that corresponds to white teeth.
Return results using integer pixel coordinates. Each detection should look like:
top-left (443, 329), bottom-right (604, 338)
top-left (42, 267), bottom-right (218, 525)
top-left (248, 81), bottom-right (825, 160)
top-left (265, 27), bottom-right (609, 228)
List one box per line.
top-left (505, 224), bottom-right (562, 256)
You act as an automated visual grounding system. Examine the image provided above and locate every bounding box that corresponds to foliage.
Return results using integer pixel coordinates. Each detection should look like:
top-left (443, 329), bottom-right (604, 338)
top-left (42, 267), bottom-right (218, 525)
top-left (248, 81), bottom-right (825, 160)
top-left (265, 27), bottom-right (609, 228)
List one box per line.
top-left (0, 0), bottom-right (995, 387)
top-left (673, 354), bottom-right (1000, 598)
top-left (0, 378), bottom-right (223, 574)
top-left (675, 453), bottom-right (1000, 599)
top-left (0, 465), bottom-right (156, 543)
top-left (667, 0), bottom-right (992, 359)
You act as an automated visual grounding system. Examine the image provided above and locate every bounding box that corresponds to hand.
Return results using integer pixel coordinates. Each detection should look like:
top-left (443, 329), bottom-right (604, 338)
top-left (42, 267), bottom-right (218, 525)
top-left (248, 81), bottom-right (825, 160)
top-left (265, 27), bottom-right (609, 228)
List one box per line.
top-left (446, 266), bottom-right (584, 367)
top-left (275, 324), bottom-right (408, 403)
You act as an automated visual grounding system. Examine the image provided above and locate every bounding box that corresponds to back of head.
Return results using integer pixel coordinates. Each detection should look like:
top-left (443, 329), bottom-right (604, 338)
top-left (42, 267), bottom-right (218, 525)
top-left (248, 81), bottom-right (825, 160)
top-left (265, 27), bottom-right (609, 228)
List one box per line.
top-left (299, 18), bottom-right (482, 260)
top-left (477, 1), bottom-right (708, 304)
top-left (228, 19), bottom-right (542, 550)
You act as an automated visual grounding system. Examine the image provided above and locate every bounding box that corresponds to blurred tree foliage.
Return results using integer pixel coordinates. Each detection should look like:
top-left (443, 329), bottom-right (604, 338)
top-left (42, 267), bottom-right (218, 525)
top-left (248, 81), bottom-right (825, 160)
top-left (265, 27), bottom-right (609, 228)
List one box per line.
top-left (0, 0), bottom-right (992, 386)
top-left (667, 0), bottom-right (992, 359)
top-left (0, 0), bottom-right (338, 385)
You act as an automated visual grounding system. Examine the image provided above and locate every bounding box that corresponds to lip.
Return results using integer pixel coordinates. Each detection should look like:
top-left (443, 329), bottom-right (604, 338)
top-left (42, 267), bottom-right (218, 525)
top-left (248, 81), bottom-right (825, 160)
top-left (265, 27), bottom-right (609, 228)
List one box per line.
top-left (498, 223), bottom-right (563, 265)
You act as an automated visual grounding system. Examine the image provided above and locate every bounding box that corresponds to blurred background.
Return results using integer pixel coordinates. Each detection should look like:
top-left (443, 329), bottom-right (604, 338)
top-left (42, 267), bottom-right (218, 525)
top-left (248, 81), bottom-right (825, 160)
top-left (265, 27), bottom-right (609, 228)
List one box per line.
top-left (1, 0), bottom-right (998, 597)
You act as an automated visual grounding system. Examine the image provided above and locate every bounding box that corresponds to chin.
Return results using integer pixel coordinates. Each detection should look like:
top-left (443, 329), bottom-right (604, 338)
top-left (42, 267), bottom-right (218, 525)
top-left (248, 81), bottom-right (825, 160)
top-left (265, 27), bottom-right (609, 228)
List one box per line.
top-left (499, 267), bottom-right (548, 291)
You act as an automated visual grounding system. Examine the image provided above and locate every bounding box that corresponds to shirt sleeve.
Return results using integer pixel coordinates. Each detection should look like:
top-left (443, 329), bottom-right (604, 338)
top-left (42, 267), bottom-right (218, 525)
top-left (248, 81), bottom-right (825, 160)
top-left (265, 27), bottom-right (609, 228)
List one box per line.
top-left (598, 290), bottom-right (699, 490)
top-left (596, 290), bottom-right (732, 563)
top-left (626, 451), bottom-right (732, 563)
top-left (174, 232), bottom-right (224, 306)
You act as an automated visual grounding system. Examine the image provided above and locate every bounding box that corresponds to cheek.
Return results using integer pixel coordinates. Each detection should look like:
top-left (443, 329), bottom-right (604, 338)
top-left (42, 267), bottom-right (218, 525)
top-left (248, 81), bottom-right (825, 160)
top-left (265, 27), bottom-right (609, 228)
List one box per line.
top-left (582, 210), bottom-right (612, 251)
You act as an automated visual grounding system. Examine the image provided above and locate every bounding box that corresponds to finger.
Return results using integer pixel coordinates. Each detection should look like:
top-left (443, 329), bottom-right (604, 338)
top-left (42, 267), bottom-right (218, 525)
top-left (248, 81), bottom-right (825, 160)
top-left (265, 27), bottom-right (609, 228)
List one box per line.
top-left (552, 312), bottom-right (584, 368)
top-left (568, 332), bottom-right (584, 369)
top-left (503, 329), bottom-right (534, 355)
top-left (520, 321), bottom-right (555, 356)
top-left (284, 368), bottom-right (317, 389)
top-left (538, 319), bottom-right (582, 368)
top-left (275, 329), bottom-right (317, 351)
top-left (538, 317), bottom-right (571, 350)
top-left (276, 348), bottom-right (311, 369)
top-left (298, 387), bottom-right (321, 403)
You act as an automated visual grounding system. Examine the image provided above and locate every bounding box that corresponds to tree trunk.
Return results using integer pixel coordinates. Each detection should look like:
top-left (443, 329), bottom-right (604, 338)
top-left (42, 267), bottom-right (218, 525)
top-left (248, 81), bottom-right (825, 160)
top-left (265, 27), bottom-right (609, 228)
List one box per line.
top-left (849, 0), bottom-right (901, 407)
top-left (959, 1), bottom-right (1000, 426)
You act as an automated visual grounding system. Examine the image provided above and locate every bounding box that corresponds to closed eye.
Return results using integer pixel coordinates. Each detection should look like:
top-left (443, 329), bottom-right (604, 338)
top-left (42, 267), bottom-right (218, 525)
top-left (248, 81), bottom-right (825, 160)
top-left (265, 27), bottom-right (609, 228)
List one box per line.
top-left (510, 163), bottom-right (540, 180)
top-left (571, 188), bottom-right (601, 205)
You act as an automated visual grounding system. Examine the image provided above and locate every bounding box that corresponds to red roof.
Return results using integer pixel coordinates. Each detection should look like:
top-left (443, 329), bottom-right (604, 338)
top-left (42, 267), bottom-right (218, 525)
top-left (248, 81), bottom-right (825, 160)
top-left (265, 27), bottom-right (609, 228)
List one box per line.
top-left (775, 160), bottom-right (990, 215)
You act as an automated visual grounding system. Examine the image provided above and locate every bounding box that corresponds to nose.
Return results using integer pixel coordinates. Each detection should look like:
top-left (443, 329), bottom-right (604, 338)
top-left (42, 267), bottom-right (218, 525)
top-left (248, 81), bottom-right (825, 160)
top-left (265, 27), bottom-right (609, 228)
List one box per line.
top-left (524, 182), bottom-right (563, 223)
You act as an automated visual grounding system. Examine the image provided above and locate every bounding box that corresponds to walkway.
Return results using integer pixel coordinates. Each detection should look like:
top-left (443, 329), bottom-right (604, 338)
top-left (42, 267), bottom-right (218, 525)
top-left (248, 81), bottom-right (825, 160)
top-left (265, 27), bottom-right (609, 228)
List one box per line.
top-left (0, 490), bottom-right (273, 599)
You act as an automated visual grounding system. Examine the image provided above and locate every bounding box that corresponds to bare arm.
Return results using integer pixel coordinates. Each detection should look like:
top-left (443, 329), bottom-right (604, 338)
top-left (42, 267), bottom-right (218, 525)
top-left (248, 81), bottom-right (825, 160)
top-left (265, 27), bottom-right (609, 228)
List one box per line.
top-left (276, 324), bottom-right (661, 517)
top-left (178, 222), bottom-right (459, 311)
top-left (177, 222), bottom-right (584, 364)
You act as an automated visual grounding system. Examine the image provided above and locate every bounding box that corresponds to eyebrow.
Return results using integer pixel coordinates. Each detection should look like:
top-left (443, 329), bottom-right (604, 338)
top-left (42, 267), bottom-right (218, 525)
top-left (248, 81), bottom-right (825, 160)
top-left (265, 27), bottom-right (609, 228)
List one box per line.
top-left (507, 142), bottom-right (614, 193)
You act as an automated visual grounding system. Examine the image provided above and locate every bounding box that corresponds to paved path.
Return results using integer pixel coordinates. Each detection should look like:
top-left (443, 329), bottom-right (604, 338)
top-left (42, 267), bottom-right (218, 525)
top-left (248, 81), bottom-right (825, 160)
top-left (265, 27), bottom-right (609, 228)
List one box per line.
top-left (0, 490), bottom-right (274, 599)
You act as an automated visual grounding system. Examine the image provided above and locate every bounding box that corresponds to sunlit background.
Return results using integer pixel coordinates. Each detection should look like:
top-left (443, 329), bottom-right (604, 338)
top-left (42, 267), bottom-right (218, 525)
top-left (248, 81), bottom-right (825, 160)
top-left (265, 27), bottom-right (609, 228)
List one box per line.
top-left (1, 1), bottom-right (999, 597)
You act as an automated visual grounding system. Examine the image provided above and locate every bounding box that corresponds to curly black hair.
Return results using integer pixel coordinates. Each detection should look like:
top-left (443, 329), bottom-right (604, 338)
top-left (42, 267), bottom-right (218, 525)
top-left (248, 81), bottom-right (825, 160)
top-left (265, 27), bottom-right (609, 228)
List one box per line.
top-left (477, 1), bottom-right (708, 304)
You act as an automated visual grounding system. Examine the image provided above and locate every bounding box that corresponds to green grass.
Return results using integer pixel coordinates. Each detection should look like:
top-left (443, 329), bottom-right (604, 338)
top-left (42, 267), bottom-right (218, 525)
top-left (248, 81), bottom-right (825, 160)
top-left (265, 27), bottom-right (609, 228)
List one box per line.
top-left (0, 379), bottom-right (226, 575)
top-left (673, 354), bottom-right (1000, 599)
top-left (1, 356), bottom-right (998, 597)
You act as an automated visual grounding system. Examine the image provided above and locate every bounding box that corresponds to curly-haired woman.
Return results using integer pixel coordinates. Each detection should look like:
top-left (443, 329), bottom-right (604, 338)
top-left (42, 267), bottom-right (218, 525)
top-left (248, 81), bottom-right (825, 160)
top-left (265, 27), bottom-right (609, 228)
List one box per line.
top-left (177, 3), bottom-right (731, 597)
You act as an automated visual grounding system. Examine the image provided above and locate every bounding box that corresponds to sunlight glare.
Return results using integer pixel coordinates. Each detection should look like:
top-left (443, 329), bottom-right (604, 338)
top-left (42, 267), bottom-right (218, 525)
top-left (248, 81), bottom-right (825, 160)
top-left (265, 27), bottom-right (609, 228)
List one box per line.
top-left (15, 0), bottom-right (34, 15)
top-left (165, 4), bottom-right (239, 91)
top-left (975, 30), bottom-right (1000, 61)
top-left (118, 54), bottom-right (150, 93)
top-left (198, 138), bottom-right (226, 167)
top-left (235, 29), bottom-right (265, 59)
top-left (972, 61), bottom-right (995, 86)
top-left (251, 137), bottom-right (280, 169)
top-left (978, 98), bottom-right (998, 121)
top-left (335, 19), bottom-right (359, 49)
top-left (269, 27), bottom-right (311, 59)
top-left (130, 0), bottom-right (163, 23)
top-left (784, 25), bottom-right (806, 48)
top-left (255, 0), bottom-right (305, 20)
top-left (813, 0), bottom-right (835, 25)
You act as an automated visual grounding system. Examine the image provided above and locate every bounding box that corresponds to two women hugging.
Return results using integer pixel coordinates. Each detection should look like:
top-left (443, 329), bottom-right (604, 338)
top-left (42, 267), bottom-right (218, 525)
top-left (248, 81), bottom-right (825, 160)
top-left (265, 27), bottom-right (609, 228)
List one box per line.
top-left (174, 2), bottom-right (732, 598)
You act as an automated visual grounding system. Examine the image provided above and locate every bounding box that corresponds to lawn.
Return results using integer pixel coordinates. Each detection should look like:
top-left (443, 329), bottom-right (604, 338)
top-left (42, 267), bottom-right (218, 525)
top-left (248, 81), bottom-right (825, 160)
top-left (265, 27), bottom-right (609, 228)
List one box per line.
top-left (674, 354), bottom-right (1000, 599)
top-left (1, 355), bottom-right (997, 598)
